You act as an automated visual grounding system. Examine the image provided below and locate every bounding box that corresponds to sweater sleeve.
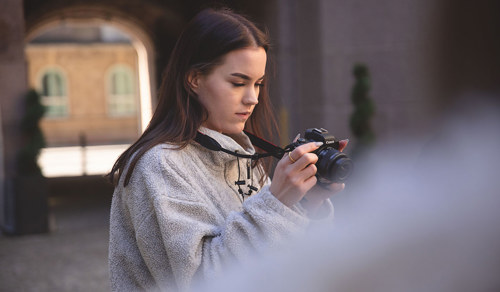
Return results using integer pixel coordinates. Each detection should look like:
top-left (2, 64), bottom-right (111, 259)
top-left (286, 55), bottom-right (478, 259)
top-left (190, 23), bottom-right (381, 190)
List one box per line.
top-left (123, 150), bottom-right (311, 290)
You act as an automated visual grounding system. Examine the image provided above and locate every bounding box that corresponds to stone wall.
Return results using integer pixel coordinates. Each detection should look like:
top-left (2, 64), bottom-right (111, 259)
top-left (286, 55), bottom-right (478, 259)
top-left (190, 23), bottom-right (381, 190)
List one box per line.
top-left (0, 0), bottom-right (29, 230)
top-left (273, 0), bottom-right (442, 148)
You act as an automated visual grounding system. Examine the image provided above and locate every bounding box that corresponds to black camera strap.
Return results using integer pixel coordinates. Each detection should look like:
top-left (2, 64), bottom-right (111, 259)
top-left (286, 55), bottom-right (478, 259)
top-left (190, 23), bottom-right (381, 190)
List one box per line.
top-left (194, 130), bottom-right (286, 200)
top-left (194, 130), bottom-right (285, 160)
top-left (243, 130), bottom-right (285, 159)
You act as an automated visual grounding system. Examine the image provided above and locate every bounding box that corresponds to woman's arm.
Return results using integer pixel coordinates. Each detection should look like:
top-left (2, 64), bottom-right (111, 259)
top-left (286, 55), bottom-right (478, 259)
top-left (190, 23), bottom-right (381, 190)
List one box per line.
top-left (114, 147), bottom-right (311, 291)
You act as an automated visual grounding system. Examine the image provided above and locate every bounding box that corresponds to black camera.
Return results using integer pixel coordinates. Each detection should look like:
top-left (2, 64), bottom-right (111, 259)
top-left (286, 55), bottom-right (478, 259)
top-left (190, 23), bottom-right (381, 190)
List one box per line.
top-left (286, 128), bottom-right (353, 184)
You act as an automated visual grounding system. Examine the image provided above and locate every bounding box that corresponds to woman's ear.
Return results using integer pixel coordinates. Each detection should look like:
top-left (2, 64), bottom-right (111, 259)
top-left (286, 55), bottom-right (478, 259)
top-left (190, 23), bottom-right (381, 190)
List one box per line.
top-left (187, 70), bottom-right (200, 94)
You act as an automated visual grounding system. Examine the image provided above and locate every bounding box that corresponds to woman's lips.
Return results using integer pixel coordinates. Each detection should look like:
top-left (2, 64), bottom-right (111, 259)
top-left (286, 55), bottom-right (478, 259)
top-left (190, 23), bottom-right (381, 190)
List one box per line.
top-left (236, 112), bottom-right (251, 119)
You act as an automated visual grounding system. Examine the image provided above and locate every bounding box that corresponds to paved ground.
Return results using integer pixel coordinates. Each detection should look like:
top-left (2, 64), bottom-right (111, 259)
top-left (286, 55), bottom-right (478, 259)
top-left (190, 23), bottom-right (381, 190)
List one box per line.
top-left (0, 176), bottom-right (113, 292)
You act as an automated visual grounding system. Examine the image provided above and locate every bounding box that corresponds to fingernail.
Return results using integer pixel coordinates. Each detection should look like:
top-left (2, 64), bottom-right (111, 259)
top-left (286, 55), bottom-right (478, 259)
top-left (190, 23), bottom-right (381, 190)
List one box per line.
top-left (293, 133), bottom-right (300, 142)
top-left (315, 142), bottom-right (324, 147)
top-left (342, 139), bottom-right (349, 143)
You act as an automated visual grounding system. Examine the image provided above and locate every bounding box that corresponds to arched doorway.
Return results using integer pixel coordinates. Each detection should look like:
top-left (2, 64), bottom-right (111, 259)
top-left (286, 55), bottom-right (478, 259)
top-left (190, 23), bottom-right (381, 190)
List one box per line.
top-left (25, 9), bottom-right (157, 177)
top-left (2, 0), bottom-right (189, 236)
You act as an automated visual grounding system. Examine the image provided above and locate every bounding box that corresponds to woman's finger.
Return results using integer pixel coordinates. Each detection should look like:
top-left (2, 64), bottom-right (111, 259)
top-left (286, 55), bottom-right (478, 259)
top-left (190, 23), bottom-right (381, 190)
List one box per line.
top-left (289, 153), bottom-right (318, 173)
top-left (293, 133), bottom-right (301, 142)
top-left (288, 142), bottom-right (322, 164)
top-left (296, 163), bottom-right (317, 182)
top-left (338, 139), bottom-right (349, 152)
top-left (327, 182), bottom-right (345, 193)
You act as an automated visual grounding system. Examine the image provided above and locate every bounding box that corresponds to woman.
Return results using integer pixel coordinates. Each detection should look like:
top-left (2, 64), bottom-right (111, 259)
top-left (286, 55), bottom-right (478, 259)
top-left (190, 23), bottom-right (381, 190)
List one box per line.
top-left (108, 8), bottom-right (346, 291)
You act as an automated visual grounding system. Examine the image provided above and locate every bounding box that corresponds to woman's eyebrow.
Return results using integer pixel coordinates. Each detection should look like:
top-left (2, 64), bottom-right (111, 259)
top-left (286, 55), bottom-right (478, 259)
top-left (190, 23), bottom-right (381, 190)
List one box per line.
top-left (230, 73), bottom-right (265, 80)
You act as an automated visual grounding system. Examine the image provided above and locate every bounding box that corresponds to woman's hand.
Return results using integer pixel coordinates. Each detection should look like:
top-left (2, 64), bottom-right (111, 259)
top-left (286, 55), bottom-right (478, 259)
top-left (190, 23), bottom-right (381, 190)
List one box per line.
top-left (300, 139), bottom-right (349, 216)
top-left (270, 142), bottom-right (323, 207)
top-left (300, 183), bottom-right (345, 218)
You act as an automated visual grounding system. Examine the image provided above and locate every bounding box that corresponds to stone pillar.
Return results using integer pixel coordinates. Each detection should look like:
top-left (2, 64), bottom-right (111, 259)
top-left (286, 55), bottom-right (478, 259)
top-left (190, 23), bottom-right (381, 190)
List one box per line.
top-left (0, 0), bottom-right (29, 232)
top-left (273, 0), bottom-right (325, 144)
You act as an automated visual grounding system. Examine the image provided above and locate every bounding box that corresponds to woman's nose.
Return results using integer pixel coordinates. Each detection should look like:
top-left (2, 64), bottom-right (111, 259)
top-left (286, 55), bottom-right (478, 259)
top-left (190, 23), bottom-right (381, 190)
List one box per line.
top-left (243, 87), bottom-right (259, 105)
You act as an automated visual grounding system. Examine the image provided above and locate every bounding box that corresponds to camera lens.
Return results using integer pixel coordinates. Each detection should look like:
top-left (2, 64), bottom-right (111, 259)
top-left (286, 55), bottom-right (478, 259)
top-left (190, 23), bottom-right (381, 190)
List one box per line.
top-left (332, 156), bottom-right (353, 181)
top-left (316, 148), bottom-right (353, 183)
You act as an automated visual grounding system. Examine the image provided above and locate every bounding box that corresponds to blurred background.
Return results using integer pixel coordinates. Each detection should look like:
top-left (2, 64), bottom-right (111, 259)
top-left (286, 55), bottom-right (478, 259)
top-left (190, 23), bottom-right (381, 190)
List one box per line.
top-left (0, 0), bottom-right (499, 291)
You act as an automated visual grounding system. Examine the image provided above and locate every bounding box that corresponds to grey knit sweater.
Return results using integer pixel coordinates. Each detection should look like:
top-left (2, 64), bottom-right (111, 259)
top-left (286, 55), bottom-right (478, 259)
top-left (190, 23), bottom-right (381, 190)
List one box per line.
top-left (108, 127), bottom-right (333, 291)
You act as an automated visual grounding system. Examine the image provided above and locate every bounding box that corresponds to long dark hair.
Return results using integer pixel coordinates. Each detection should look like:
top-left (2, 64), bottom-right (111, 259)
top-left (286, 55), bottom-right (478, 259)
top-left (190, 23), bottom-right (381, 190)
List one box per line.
top-left (108, 8), bottom-right (278, 187)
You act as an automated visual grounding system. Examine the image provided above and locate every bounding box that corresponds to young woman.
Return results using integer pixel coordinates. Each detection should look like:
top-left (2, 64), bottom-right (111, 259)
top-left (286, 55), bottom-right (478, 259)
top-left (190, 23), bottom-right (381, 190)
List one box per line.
top-left (108, 8), bottom-right (346, 291)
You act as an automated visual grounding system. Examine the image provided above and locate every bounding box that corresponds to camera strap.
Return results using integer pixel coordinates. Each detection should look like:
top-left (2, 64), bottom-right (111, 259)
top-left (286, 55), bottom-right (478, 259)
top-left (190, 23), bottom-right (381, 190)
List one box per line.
top-left (194, 130), bottom-right (285, 161)
top-left (194, 130), bottom-right (286, 200)
top-left (243, 130), bottom-right (285, 159)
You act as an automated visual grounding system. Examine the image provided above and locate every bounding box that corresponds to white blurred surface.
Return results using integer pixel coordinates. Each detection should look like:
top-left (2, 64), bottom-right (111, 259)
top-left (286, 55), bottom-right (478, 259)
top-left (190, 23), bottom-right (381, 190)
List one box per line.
top-left (38, 144), bottom-right (129, 177)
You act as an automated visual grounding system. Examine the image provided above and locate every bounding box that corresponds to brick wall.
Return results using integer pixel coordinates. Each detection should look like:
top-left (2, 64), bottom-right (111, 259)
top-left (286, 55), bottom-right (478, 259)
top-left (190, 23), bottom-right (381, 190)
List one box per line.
top-left (26, 43), bottom-right (140, 146)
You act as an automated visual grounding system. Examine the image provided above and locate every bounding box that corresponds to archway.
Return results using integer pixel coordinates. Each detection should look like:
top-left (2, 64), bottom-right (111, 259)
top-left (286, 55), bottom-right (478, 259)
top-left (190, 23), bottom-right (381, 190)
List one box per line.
top-left (25, 7), bottom-right (157, 176)
top-left (26, 6), bottom-right (157, 131)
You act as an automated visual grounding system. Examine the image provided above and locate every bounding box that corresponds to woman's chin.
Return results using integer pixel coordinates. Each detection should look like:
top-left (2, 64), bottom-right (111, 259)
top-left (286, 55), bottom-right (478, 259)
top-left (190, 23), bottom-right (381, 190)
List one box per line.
top-left (221, 124), bottom-right (246, 135)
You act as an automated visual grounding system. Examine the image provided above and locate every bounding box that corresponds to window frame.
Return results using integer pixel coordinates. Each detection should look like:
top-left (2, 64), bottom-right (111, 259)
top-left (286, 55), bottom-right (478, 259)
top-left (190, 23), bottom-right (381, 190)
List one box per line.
top-left (38, 66), bottom-right (70, 119)
top-left (105, 64), bottom-right (137, 118)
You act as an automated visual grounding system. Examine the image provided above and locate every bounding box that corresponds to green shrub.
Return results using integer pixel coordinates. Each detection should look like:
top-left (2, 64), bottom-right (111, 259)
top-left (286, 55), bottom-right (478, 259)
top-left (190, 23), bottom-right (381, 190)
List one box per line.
top-left (349, 63), bottom-right (375, 157)
top-left (17, 89), bottom-right (46, 175)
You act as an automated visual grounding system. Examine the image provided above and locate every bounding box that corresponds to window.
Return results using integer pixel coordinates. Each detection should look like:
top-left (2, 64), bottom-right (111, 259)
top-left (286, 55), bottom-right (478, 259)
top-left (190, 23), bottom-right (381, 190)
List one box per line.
top-left (40, 68), bottom-right (69, 118)
top-left (107, 65), bottom-right (136, 117)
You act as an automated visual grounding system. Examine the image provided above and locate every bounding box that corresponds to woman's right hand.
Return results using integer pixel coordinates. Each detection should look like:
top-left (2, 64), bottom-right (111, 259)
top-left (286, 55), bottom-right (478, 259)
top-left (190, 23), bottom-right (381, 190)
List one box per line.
top-left (269, 142), bottom-right (323, 207)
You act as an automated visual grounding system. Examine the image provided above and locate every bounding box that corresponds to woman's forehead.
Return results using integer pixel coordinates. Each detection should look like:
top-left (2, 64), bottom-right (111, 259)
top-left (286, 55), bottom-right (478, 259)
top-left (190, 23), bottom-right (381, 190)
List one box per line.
top-left (216, 47), bottom-right (267, 78)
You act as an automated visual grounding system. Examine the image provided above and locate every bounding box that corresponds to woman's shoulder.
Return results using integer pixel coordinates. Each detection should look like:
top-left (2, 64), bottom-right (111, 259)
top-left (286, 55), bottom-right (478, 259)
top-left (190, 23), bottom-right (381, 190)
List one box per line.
top-left (138, 143), bottom-right (186, 167)
top-left (136, 142), bottom-right (206, 172)
top-left (126, 143), bottom-right (195, 186)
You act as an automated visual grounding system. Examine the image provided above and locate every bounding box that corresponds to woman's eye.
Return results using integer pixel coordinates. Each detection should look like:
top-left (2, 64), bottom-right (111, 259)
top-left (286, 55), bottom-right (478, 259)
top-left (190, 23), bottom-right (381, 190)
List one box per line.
top-left (256, 83), bottom-right (264, 88)
top-left (232, 83), bottom-right (245, 87)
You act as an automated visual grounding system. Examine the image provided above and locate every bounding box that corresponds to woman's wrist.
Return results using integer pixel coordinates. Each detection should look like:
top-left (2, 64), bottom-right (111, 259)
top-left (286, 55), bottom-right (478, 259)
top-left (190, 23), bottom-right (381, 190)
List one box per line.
top-left (299, 196), bottom-right (329, 219)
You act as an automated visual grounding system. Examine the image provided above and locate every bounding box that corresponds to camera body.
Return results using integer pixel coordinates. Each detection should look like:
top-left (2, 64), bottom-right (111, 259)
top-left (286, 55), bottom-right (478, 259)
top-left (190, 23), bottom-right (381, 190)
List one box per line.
top-left (287, 128), bottom-right (353, 184)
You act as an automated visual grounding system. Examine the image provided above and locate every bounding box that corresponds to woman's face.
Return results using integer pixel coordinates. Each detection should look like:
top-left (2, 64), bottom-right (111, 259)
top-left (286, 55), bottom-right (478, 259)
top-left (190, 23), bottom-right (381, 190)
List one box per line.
top-left (192, 46), bottom-right (267, 134)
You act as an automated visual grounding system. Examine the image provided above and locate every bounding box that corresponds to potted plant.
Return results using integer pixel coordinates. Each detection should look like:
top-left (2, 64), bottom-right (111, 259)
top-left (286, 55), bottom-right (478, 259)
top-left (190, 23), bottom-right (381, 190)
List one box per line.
top-left (349, 63), bottom-right (376, 158)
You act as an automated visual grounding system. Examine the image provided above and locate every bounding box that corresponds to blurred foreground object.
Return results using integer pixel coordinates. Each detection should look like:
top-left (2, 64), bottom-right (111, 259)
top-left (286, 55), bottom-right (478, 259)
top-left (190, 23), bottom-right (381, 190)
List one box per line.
top-left (195, 94), bottom-right (500, 292)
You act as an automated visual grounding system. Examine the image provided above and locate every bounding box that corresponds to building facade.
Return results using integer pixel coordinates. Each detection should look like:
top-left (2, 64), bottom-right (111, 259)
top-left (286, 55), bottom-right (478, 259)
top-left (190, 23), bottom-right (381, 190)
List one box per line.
top-left (26, 43), bottom-right (141, 146)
